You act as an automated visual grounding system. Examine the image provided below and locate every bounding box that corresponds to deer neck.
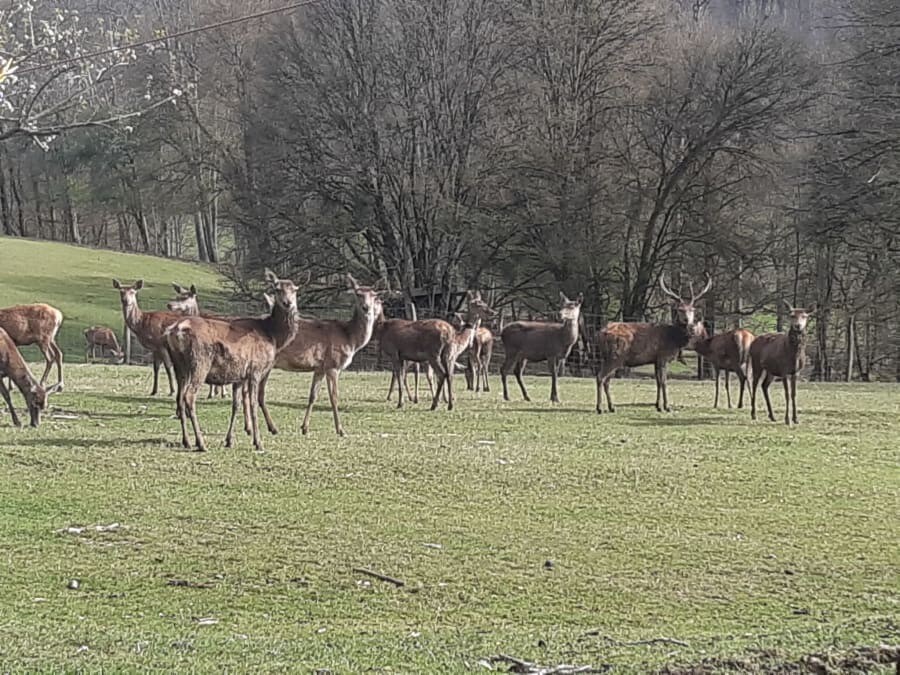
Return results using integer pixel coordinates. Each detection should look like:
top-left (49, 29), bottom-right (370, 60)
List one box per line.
top-left (561, 317), bottom-right (579, 345)
top-left (268, 303), bottom-right (299, 350)
top-left (669, 321), bottom-right (692, 348)
top-left (347, 305), bottom-right (377, 351)
top-left (122, 301), bottom-right (143, 333)
top-left (788, 326), bottom-right (806, 351)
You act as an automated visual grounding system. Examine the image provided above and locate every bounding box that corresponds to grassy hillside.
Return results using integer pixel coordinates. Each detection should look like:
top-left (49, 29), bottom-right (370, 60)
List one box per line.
top-left (0, 237), bottom-right (229, 359)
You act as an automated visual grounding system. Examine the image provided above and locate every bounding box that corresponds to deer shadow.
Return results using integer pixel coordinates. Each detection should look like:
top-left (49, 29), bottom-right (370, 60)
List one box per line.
top-left (9, 436), bottom-right (171, 449)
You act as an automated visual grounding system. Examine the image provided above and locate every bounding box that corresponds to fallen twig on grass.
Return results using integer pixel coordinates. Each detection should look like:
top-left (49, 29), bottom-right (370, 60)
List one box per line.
top-left (352, 567), bottom-right (405, 587)
top-left (167, 579), bottom-right (213, 589)
top-left (580, 632), bottom-right (690, 648)
top-left (486, 654), bottom-right (609, 674)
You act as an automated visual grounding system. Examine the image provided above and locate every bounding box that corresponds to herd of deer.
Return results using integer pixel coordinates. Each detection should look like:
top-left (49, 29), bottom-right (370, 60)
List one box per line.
top-left (0, 271), bottom-right (815, 447)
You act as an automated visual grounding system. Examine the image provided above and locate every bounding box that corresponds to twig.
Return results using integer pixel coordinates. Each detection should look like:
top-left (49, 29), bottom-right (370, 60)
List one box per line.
top-left (352, 567), bottom-right (405, 587)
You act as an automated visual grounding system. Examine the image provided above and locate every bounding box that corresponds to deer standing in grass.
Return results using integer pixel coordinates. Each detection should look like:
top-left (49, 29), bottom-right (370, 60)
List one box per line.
top-left (594, 275), bottom-right (710, 413)
top-left (463, 291), bottom-right (497, 393)
top-left (0, 303), bottom-right (65, 389)
top-left (386, 294), bottom-right (493, 403)
top-left (112, 279), bottom-right (181, 396)
top-left (500, 292), bottom-right (583, 403)
top-left (0, 327), bottom-right (61, 427)
top-left (84, 326), bottom-right (124, 363)
top-left (165, 270), bottom-right (300, 452)
top-left (167, 283), bottom-right (227, 399)
top-left (257, 274), bottom-right (382, 437)
top-left (689, 324), bottom-right (755, 408)
top-left (750, 302), bottom-right (812, 426)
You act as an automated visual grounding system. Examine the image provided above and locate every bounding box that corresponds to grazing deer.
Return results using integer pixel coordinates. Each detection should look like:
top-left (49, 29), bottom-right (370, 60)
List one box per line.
top-left (0, 327), bottom-right (61, 427)
top-left (500, 292), bottom-right (584, 403)
top-left (463, 291), bottom-right (497, 392)
top-left (167, 283), bottom-right (226, 399)
top-left (594, 275), bottom-right (710, 413)
top-left (689, 324), bottom-right (755, 408)
top-left (256, 274), bottom-right (383, 437)
top-left (750, 302), bottom-right (812, 426)
top-left (165, 270), bottom-right (300, 452)
top-left (84, 326), bottom-right (124, 363)
top-left (112, 279), bottom-right (183, 396)
top-left (0, 303), bottom-right (65, 389)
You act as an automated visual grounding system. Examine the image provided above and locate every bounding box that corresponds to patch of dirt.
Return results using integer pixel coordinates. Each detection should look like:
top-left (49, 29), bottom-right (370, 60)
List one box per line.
top-left (658, 644), bottom-right (899, 674)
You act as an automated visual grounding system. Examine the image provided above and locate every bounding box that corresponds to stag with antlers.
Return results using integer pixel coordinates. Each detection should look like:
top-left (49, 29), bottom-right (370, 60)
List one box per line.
top-left (594, 275), bottom-right (711, 413)
top-left (750, 302), bottom-right (812, 426)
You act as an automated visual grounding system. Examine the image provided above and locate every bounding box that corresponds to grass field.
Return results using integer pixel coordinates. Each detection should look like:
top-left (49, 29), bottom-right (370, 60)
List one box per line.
top-left (0, 365), bottom-right (897, 672)
top-left (0, 236), bottom-right (228, 359)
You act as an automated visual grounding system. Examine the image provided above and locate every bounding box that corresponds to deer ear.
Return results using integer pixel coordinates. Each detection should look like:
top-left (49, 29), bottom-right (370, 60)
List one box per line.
top-left (576, 292), bottom-right (584, 304)
top-left (262, 293), bottom-right (275, 310)
top-left (134, 279), bottom-right (144, 290)
top-left (264, 268), bottom-right (279, 285)
top-left (783, 299), bottom-right (794, 312)
top-left (346, 273), bottom-right (360, 290)
top-left (559, 291), bottom-right (569, 303)
top-left (112, 279), bottom-right (121, 289)
top-left (190, 284), bottom-right (197, 296)
top-left (172, 283), bottom-right (186, 294)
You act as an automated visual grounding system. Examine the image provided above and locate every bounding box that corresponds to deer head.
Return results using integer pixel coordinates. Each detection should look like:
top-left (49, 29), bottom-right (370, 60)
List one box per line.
top-left (167, 282), bottom-right (199, 313)
top-left (264, 268), bottom-right (303, 315)
top-left (558, 292), bottom-right (584, 322)
top-left (783, 301), bottom-right (813, 332)
top-left (112, 278), bottom-right (144, 313)
top-left (346, 274), bottom-right (383, 321)
top-left (659, 274), bottom-right (711, 327)
top-left (26, 381), bottom-right (61, 427)
top-left (466, 290), bottom-right (497, 324)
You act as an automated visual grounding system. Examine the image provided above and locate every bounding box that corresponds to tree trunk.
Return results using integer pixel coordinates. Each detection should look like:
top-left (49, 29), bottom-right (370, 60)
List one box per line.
top-left (844, 315), bottom-right (854, 382)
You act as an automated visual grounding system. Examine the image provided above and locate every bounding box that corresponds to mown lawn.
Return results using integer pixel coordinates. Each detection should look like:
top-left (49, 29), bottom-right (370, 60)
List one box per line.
top-left (0, 366), bottom-right (897, 672)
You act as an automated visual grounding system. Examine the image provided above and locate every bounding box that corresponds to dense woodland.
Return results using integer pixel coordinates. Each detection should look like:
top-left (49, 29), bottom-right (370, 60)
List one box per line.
top-left (0, 0), bottom-right (897, 380)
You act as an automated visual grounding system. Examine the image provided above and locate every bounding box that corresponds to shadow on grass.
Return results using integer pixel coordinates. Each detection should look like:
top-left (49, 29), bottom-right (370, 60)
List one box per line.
top-left (10, 436), bottom-right (172, 449)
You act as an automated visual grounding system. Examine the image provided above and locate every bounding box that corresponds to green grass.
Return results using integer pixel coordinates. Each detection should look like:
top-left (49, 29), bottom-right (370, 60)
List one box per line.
top-left (0, 237), bottom-right (229, 359)
top-left (1, 367), bottom-right (897, 672)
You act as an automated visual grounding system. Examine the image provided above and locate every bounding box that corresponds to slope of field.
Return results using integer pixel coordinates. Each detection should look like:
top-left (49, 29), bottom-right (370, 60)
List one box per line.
top-left (0, 237), bottom-right (229, 359)
top-left (0, 369), bottom-right (897, 672)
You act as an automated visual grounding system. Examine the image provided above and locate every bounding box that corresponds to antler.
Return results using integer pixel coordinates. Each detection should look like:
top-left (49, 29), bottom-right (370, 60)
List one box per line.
top-left (659, 275), bottom-right (682, 302)
top-left (691, 273), bottom-right (712, 304)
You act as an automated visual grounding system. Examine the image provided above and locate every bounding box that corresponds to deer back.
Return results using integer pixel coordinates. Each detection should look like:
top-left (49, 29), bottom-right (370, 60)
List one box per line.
top-left (501, 320), bottom-right (577, 360)
top-left (0, 304), bottom-right (63, 346)
top-left (379, 318), bottom-right (454, 361)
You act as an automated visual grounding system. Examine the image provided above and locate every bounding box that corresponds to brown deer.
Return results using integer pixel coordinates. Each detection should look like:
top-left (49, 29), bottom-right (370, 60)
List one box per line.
top-left (0, 327), bottom-right (61, 427)
top-left (594, 275), bottom-right (710, 413)
top-left (463, 291), bottom-right (497, 393)
top-left (500, 292), bottom-right (583, 403)
top-left (164, 270), bottom-right (300, 452)
top-left (112, 279), bottom-right (182, 396)
top-left (167, 283), bottom-right (226, 399)
top-left (0, 303), bottom-right (65, 389)
top-left (256, 274), bottom-right (383, 437)
top-left (750, 302), bottom-right (812, 426)
top-left (689, 324), bottom-right (755, 408)
top-left (376, 312), bottom-right (457, 411)
top-left (84, 326), bottom-right (124, 363)
top-left (387, 296), bottom-right (493, 403)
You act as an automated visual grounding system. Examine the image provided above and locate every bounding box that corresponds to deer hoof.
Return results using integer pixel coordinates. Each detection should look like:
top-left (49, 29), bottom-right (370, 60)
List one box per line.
top-left (301, 426), bottom-right (309, 436)
top-left (267, 425), bottom-right (279, 435)
top-left (337, 428), bottom-right (346, 437)
top-left (225, 437), bottom-right (233, 448)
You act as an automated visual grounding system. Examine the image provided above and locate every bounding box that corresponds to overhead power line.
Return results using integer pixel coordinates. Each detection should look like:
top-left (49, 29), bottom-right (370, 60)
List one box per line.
top-left (15, 0), bottom-right (323, 76)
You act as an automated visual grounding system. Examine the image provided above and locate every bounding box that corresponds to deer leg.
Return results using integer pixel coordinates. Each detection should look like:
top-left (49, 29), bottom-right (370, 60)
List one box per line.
top-left (549, 358), bottom-right (560, 403)
top-left (713, 368), bottom-right (720, 408)
top-left (761, 373), bottom-right (775, 422)
top-left (603, 375), bottom-right (615, 412)
top-left (500, 355), bottom-right (513, 401)
top-left (258, 373), bottom-right (278, 435)
top-left (38, 342), bottom-right (55, 386)
top-left (514, 359), bottom-right (530, 401)
top-left (654, 363), bottom-right (663, 412)
top-left (443, 351), bottom-right (454, 411)
top-left (782, 377), bottom-right (791, 426)
top-left (325, 369), bottom-right (345, 436)
top-left (185, 382), bottom-right (206, 452)
top-left (393, 360), bottom-right (406, 409)
top-left (595, 372), bottom-right (603, 414)
top-left (429, 357), bottom-right (447, 411)
top-left (243, 382), bottom-right (253, 435)
top-left (482, 345), bottom-right (492, 392)
top-left (725, 369), bottom-right (733, 409)
top-left (790, 374), bottom-right (799, 425)
top-left (151, 356), bottom-right (161, 396)
top-left (224, 383), bottom-right (242, 448)
top-left (737, 369), bottom-right (747, 409)
top-left (161, 351), bottom-right (175, 396)
top-left (660, 364), bottom-right (671, 412)
top-left (248, 377), bottom-right (264, 451)
top-left (750, 369), bottom-right (760, 420)
top-left (466, 353), bottom-right (475, 391)
top-left (0, 378), bottom-right (22, 427)
top-left (85, 344), bottom-right (91, 364)
top-left (50, 341), bottom-right (64, 389)
top-left (301, 371), bottom-right (325, 434)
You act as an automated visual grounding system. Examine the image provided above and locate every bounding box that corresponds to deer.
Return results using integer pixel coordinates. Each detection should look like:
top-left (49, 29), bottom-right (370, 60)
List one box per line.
top-left (500, 292), bottom-right (583, 403)
top-left (84, 326), bottom-right (124, 363)
top-left (0, 303), bottom-right (65, 390)
top-left (255, 274), bottom-right (383, 437)
top-left (594, 275), bottom-right (711, 413)
top-left (689, 323), bottom-right (755, 409)
top-left (386, 295), bottom-right (493, 404)
top-left (0, 327), bottom-right (61, 427)
top-left (167, 283), bottom-right (226, 399)
top-left (750, 302), bottom-right (812, 426)
top-left (112, 279), bottom-right (183, 396)
top-left (164, 269), bottom-right (300, 452)
top-left (463, 291), bottom-right (497, 393)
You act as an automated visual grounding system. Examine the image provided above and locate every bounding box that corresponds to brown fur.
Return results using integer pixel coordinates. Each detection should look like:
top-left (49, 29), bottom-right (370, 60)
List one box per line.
top-left (463, 291), bottom-right (497, 393)
top-left (84, 326), bottom-right (123, 363)
top-left (164, 270), bottom-right (300, 451)
top-left (257, 275), bottom-right (382, 436)
top-left (0, 327), bottom-right (60, 427)
top-left (594, 275), bottom-right (711, 413)
top-left (500, 292), bottom-right (583, 403)
top-left (750, 305), bottom-right (811, 426)
top-left (691, 327), bottom-right (755, 408)
top-left (167, 283), bottom-right (227, 399)
top-left (112, 279), bottom-right (183, 396)
top-left (0, 303), bottom-right (64, 388)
